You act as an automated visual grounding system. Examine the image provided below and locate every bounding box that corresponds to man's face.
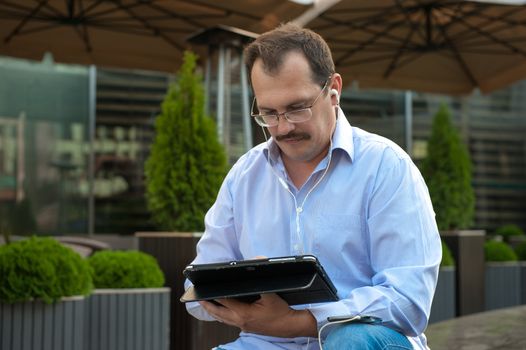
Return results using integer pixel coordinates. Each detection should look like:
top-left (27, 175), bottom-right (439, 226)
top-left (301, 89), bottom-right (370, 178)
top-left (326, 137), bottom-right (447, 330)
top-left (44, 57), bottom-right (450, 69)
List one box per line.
top-left (251, 52), bottom-right (339, 165)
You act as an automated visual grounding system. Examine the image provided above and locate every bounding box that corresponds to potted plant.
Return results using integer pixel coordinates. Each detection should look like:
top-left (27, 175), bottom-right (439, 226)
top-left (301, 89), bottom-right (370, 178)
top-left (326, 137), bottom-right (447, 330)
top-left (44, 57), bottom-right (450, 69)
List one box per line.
top-left (138, 51), bottom-right (234, 350)
top-left (420, 104), bottom-right (484, 316)
top-left (429, 240), bottom-right (456, 323)
top-left (144, 50), bottom-right (227, 232)
top-left (484, 240), bottom-right (521, 310)
top-left (420, 104), bottom-right (475, 232)
top-left (84, 250), bottom-right (170, 350)
top-left (0, 236), bottom-right (92, 350)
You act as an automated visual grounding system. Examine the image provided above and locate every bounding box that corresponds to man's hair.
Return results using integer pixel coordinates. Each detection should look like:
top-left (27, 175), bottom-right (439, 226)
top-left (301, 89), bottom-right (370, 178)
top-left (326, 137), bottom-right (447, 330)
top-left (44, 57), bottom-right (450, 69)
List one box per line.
top-left (244, 23), bottom-right (335, 86)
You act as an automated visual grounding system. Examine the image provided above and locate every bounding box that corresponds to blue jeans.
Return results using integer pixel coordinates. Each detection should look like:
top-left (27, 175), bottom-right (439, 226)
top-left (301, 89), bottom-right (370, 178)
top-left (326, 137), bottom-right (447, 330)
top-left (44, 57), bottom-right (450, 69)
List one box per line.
top-left (215, 323), bottom-right (412, 350)
top-left (323, 323), bottom-right (413, 350)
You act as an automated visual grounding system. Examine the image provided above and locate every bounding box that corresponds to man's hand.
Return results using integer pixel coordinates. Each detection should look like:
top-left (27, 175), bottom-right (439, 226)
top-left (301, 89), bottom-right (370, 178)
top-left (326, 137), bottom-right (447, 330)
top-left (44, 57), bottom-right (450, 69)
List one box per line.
top-left (199, 293), bottom-right (317, 338)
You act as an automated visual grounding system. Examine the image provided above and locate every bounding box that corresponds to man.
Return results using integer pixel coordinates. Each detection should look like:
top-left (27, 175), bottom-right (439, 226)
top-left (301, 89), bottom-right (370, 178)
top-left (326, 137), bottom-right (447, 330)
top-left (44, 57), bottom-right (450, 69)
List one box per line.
top-left (185, 23), bottom-right (441, 350)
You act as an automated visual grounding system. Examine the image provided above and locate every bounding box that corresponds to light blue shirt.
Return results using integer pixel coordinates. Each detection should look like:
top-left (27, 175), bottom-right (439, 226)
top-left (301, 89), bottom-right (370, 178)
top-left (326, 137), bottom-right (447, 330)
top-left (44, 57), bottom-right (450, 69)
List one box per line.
top-left (186, 109), bottom-right (441, 350)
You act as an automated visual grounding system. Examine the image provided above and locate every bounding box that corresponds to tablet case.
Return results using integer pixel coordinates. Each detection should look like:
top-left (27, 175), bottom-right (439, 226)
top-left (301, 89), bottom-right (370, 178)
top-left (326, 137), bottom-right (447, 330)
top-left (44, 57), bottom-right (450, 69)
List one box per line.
top-left (180, 255), bottom-right (338, 305)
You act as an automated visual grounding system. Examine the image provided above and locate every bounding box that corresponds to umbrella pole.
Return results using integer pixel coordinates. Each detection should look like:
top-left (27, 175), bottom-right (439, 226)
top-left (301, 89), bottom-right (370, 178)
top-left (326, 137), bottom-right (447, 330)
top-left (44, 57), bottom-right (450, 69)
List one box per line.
top-left (88, 65), bottom-right (96, 236)
top-left (217, 44), bottom-right (225, 146)
top-left (240, 52), bottom-right (253, 151)
top-left (404, 90), bottom-right (413, 157)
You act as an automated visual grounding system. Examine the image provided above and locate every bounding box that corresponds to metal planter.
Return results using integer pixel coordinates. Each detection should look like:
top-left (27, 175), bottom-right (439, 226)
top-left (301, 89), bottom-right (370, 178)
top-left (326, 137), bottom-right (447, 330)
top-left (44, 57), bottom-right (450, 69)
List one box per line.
top-left (429, 266), bottom-right (456, 324)
top-left (84, 288), bottom-right (171, 350)
top-left (0, 296), bottom-right (85, 350)
top-left (485, 262), bottom-right (521, 311)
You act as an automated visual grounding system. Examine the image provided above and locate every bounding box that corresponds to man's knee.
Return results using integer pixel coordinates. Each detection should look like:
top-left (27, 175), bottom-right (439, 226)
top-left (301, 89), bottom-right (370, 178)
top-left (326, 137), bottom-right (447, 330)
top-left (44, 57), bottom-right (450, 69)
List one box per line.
top-left (323, 323), bottom-right (412, 350)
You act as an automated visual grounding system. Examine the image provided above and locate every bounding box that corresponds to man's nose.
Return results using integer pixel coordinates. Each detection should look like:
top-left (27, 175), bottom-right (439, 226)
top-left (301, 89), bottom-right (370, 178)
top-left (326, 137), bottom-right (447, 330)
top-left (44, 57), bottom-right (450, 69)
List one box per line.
top-left (275, 116), bottom-right (295, 135)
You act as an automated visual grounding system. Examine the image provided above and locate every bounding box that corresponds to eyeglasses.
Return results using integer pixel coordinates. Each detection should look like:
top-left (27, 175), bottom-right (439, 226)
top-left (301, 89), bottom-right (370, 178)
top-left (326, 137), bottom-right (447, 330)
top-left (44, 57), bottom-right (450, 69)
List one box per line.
top-left (251, 79), bottom-right (330, 127)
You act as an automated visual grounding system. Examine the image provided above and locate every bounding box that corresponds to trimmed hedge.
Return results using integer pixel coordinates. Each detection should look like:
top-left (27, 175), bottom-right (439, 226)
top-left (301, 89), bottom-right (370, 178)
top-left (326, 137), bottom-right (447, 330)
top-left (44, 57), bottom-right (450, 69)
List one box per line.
top-left (88, 250), bottom-right (165, 288)
top-left (484, 240), bottom-right (518, 262)
top-left (494, 224), bottom-right (525, 241)
top-left (0, 237), bottom-right (93, 304)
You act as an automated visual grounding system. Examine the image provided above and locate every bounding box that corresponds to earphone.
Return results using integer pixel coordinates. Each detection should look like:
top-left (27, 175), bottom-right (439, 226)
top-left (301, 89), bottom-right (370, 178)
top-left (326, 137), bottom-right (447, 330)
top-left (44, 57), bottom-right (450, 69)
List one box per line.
top-left (330, 89), bottom-right (339, 103)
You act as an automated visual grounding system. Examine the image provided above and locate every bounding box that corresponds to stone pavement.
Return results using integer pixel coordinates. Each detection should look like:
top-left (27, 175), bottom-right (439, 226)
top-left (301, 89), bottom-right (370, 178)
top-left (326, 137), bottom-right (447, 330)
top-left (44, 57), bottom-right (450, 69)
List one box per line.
top-left (426, 305), bottom-right (526, 350)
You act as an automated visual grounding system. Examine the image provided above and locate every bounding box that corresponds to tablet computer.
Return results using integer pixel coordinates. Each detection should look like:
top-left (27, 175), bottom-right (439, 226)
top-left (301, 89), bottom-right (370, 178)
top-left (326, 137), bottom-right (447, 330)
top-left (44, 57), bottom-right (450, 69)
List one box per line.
top-left (180, 255), bottom-right (338, 305)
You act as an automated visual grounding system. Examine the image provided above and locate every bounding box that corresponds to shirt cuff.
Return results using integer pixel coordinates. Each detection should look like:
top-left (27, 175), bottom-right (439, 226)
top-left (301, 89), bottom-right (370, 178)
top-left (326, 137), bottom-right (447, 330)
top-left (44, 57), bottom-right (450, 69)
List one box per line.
top-left (185, 301), bottom-right (217, 321)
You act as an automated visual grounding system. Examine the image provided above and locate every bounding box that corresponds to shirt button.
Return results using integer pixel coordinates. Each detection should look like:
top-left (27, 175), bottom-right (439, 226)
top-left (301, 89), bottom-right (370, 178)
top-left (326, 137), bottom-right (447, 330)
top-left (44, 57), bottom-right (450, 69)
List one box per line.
top-left (293, 244), bottom-right (300, 251)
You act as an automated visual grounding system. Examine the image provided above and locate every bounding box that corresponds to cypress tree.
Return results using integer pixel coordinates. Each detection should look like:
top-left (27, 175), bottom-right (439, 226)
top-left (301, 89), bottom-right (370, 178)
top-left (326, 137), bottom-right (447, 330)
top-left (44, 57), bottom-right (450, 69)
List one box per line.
top-left (145, 51), bottom-right (227, 231)
top-left (421, 104), bottom-right (475, 230)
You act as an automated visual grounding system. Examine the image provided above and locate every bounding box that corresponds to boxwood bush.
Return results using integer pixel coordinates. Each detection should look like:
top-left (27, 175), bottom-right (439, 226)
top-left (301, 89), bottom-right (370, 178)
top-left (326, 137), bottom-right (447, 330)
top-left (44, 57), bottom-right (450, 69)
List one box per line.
top-left (0, 237), bottom-right (93, 304)
top-left (88, 250), bottom-right (165, 288)
top-left (494, 224), bottom-right (525, 242)
top-left (484, 240), bottom-right (518, 262)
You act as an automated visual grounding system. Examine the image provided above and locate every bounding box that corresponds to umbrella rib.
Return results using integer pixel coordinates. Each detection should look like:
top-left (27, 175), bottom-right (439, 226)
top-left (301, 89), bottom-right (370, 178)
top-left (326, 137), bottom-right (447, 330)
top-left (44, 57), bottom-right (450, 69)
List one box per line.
top-left (117, 3), bottom-right (185, 52)
top-left (10, 22), bottom-right (63, 36)
top-left (0, 0), bottom-right (56, 17)
top-left (436, 21), bottom-right (479, 87)
top-left (87, 1), bottom-right (204, 29)
top-left (77, 0), bottom-right (92, 52)
top-left (449, 4), bottom-right (524, 45)
top-left (4, 0), bottom-right (48, 43)
top-left (82, 1), bottom-right (202, 41)
top-left (77, 0), bottom-right (107, 18)
top-left (145, 2), bottom-right (207, 30)
top-left (342, 53), bottom-right (398, 67)
top-left (178, 0), bottom-right (261, 21)
top-left (315, 4), bottom-right (411, 44)
top-left (474, 9), bottom-right (526, 28)
top-left (453, 13), bottom-right (526, 58)
top-left (336, 20), bottom-right (409, 66)
top-left (383, 0), bottom-right (420, 79)
top-left (66, 0), bottom-right (74, 18)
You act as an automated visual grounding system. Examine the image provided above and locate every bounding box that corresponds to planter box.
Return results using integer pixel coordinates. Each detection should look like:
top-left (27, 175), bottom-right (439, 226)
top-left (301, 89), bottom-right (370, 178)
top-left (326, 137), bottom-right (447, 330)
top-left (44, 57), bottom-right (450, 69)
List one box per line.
top-left (441, 230), bottom-right (485, 316)
top-left (0, 296), bottom-right (85, 350)
top-left (429, 266), bottom-right (456, 324)
top-left (137, 232), bottom-right (239, 350)
top-left (84, 288), bottom-right (171, 350)
top-left (485, 262), bottom-right (521, 311)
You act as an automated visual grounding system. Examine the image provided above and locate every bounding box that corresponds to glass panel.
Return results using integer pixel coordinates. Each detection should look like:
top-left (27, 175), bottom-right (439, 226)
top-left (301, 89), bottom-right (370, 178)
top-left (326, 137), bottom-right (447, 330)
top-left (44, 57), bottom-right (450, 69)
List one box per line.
top-left (0, 56), bottom-right (90, 236)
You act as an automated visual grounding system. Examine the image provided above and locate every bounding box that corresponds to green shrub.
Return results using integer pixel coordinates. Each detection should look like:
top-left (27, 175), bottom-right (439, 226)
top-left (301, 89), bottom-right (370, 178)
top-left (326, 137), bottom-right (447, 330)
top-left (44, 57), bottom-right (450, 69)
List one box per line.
top-left (145, 51), bottom-right (227, 231)
top-left (484, 240), bottom-right (518, 262)
top-left (88, 250), bottom-right (165, 288)
top-left (420, 104), bottom-right (475, 230)
top-left (514, 241), bottom-right (526, 261)
top-left (0, 237), bottom-right (93, 304)
top-left (494, 224), bottom-right (525, 241)
top-left (441, 240), bottom-right (455, 267)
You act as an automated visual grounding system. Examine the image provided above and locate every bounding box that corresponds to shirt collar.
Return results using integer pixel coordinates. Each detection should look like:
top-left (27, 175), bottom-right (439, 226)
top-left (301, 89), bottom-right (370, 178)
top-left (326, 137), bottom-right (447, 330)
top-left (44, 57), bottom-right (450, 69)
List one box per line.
top-left (332, 107), bottom-right (355, 162)
top-left (263, 106), bottom-right (355, 165)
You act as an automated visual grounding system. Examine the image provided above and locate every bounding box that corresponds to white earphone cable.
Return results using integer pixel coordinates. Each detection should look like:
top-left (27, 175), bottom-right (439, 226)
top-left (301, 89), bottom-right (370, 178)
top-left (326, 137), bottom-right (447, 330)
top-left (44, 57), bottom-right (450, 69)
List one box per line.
top-left (262, 127), bottom-right (333, 254)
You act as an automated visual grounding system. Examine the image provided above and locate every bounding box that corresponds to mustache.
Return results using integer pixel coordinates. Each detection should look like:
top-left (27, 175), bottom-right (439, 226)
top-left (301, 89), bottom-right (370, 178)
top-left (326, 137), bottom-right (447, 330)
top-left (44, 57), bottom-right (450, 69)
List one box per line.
top-left (275, 132), bottom-right (311, 142)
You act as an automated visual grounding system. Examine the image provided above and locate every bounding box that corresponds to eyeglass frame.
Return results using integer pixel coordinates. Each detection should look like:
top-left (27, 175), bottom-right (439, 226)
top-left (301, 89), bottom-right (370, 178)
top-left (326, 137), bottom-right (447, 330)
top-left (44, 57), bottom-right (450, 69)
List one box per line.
top-left (250, 77), bottom-right (332, 127)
